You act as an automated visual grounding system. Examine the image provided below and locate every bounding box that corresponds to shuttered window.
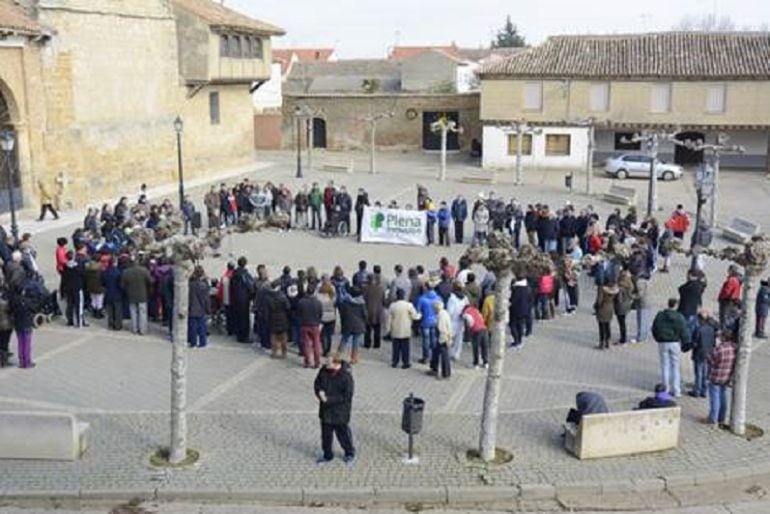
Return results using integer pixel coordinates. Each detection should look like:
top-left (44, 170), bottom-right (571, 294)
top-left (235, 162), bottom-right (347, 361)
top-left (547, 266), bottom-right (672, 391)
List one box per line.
top-left (229, 35), bottom-right (242, 57)
top-left (507, 134), bottom-right (533, 156)
top-left (706, 84), bottom-right (726, 113)
top-left (523, 82), bottom-right (542, 111)
top-left (209, 92), bottom-right (220, 125)
top-left (650, 83), bottom-right (672, 113)
top-left (545, 134), bottom-right (571, 156)
top-left (589, 82), bottom-right (610, 112)
top-left (219, 35), bottom-right (229, 57)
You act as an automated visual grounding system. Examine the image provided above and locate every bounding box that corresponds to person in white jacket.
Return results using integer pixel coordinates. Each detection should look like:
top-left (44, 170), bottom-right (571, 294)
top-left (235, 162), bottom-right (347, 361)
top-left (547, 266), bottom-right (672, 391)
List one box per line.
top-left (446, 282), bottom-right (469, 362)
top-left (472, 203), bottom-right (490, 245)
top-left (431, 302), bottom-right (453, 379)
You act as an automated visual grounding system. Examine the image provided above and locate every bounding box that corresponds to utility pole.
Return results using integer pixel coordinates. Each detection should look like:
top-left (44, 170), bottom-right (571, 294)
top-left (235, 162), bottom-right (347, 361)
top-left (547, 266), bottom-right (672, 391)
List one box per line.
top-left (431, 116), bottom-right (463, 181)
top-left (360, 111), bottom-right (394, 175)
top-left (624, 129), bottom-right (680, 217)
top-left (305, 118), bottom-right (313, 174)
top-left (679, 133), bottom-right (743, 228)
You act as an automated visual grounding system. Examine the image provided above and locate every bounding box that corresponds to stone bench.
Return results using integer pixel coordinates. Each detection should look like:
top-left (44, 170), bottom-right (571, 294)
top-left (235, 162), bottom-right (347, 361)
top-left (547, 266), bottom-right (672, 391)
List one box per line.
top-left (0, 412), bottom-right (90, 461)
top-left (564, 407), bottom-right (680, 460)
top-left (722, 217), bottom-right (760, 244)
top-left (603, 184), bottom-right (637, 206)
top-left (321, 161), bottom-right (354, 174)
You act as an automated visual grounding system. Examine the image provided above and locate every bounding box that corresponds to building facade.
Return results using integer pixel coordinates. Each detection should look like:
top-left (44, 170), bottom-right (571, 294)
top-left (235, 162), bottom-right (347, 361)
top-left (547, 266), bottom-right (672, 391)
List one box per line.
top-left (480, 32), bottom-right (770, 171)
top-left (0, 0), bottom-right (282, 211)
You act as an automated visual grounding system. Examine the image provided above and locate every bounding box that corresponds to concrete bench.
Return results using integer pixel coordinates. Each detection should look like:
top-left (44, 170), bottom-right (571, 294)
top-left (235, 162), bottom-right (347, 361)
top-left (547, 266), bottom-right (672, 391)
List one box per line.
top-left (564, 407), bottom-right (680, 459)
top-left (0, 412), bottom-right (90, 461)
top-left (321, 161), bottom-right (354, 174)
top-left (603, 184), bottom-right (637, 206)
top-left (722, 217), bottom-right (760, 244)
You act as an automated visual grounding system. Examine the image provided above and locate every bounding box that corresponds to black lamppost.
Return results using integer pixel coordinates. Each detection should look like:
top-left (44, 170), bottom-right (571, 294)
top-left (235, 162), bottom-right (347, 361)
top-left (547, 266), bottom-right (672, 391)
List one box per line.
top-left (0, 131), bottom-right (18, 243)
top-left (173, 116), bottom-right (185, 210)
top-left (690, 161), bottom-right (714, 272)
top-left (294, 105), bottom-right (303, 179)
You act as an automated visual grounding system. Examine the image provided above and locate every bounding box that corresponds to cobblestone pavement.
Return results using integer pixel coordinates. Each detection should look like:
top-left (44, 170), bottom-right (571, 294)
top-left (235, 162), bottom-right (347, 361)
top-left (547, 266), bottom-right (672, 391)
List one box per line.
top-left (1, 151), bottom-right (769, 511)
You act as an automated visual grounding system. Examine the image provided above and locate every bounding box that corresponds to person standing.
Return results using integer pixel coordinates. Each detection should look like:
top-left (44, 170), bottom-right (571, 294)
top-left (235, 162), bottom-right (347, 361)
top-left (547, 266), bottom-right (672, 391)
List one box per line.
top-left (187, 266), bottom-right (211, 348)
top-left (294, 186), bottom-right (309, 229)
top-left (678, 270), bottom-right (707, 338)
top-left (10, 279), bottom-right (36, 369)
top-left (314, 355), bottom-right (356, 465)
top-left (322, 181), bottom-right (336, 224)
top-left (0, 285), bottom-right (13, 367)
top-left (451, 195), bottom-right (468, 244)
top-left (309, 182), bottom-right (324, 231)
top-left (218, 262), bottom-right (236, 337)
top-left (120, 258), bottom-right (152, 335)
top-left (432, 301), bottom-right (452, 379)
top-left (690, 309), bottom-right (718, 398)
top-left (446, 282), bottom-right (469, 361)
top-left (472, 202), bottom-right (489, 246)
top-left (463, 303), bottom-right (489, 368)
top-left (665, 204), bottom-right (690, 241)
top-left (37, 180), bottom-right (60, 221)
top-left (297, 283), bottom-right (323, 368)
top-left (614, 270), bottom-right (634, 344)
top-left (61, 252), bottom-right (87, 328)
top-left (101, 255), bottom-right (123, 331)
top-left (594, 281), bottom-right (619, 350)
top-left (756, 279), bottom-right (770, 339)
top-left (437, 201), bottom-right (451, 247)
top-left (705, 332), bottom-right (737, 427)
top-left (84, 257), bottom-right (105, 319)
top-left (317, 278), bottom-right (337, 357)
top-left (363, 272), bottom-right (385, 349)
top-left (230, 257), bottom-right (256, 343)
top-left (652, 298), bottom-right (690, 397)
top-left (204, 186), bottom-right (220, 230)
top-left (717, 265), bottom-right (742, 330)
top-left (416, 278), bottom-right (441, 364)
top-left (354, 188), bottom-right (369, 239)
top-left (338, 287), bottom-right (367, 364)
top-left (388, 289), bottom-right (421, 368)
top-left (425, 198), bottom-right (437, 246)
top-left (508, 278), bottom-right (531, 348)
top-left (265, 286), bottom-right (291, 358)
top-left (631, 275), bottom-right (652, 344)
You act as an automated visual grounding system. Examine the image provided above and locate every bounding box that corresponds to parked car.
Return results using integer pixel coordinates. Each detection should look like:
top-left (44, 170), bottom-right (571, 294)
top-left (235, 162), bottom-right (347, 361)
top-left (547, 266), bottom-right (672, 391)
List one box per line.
top-left (604, 154), bottom-right (684, 181)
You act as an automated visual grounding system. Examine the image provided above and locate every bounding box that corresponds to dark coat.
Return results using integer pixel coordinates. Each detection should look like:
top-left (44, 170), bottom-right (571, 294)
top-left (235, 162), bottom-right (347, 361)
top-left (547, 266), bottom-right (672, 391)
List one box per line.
top-left (265, 289), bottom-right (291, 333)
top-left (120, 264), bottom-right (152, 304)
top-left (566, 392), bottom-right (608, 425)
top-left (101, 266), bottom-right (123, 304)
top-left (692, 318), bottom-right (718, 362)
top-left (339, 297), bottom-right (366, 335)
top-left (314, 363), bottom-right (354, 425)
top-left (451, 199), bottom-right (468, 221)
top-left (363, 279), bottom-right (385, 325)
top-left (296, 295), bottom-right (322, 327)
top-left (188, 278), bottom-right (211, 318)
top-left (230, 267), bottom-right (256, 307)
top-left (678, 280), bottom-right (706, 318)
top-left (61, 262), bottom-right (85, 296)
top-left (652, 309), bottom-right (690, 344)
top-left (10, 286), bottom-right (36, 332)
top-left (509, 281), bottom-right (532, 319)
top-left (84, 261), bottom-right (105, 294)
top-left (756, 284), bottom-right (770, 318)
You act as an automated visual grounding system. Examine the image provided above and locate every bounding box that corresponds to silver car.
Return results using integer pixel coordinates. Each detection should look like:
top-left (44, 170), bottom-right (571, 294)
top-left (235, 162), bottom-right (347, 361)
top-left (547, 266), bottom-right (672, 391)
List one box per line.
top-left (604, 154), bottom-right (683, 181)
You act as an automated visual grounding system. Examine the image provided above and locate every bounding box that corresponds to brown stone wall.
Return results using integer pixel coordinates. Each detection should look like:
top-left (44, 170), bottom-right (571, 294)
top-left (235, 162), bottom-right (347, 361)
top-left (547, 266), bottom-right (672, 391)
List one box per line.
top-left (281, 93), bottom-right (480, 152)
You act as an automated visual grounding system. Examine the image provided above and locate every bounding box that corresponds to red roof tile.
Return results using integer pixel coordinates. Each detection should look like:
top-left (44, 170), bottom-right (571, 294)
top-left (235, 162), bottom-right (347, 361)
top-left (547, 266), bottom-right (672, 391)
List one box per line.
top-left (0, 0), bottom-right (41, 35)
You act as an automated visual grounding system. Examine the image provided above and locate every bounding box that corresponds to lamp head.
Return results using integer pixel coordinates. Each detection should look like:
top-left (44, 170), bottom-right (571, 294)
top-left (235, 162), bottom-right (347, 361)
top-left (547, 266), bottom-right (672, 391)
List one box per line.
top-left (0, 131), bottom-right (15, 152)
top-left (173, 116), bottom-right (184, 133)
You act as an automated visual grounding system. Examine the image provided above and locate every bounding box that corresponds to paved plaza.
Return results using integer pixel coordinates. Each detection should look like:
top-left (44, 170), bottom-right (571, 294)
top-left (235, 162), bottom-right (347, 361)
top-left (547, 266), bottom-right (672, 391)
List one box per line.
top-left (1, 151), bottom-right (770, 512)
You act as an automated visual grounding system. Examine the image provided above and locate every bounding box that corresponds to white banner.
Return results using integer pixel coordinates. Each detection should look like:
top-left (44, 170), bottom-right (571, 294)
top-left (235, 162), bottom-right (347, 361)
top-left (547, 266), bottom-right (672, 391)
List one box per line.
top-left (361, 206), bottom-right (427, 246)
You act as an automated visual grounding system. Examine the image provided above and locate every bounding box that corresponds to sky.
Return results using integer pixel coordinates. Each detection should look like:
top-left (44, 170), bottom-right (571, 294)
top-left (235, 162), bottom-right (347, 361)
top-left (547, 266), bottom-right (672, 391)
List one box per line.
top-left (226, 0), bottom-right (770, 58)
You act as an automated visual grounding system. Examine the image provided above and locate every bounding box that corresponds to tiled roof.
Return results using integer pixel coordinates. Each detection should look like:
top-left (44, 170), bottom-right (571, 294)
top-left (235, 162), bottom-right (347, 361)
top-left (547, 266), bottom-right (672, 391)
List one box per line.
top-left (389, 45), bottom-right (461, 60)
top-left (0, 0), bottom-right (42, 35)
top-left (172, 0), bottom-right (284, 36)
top-left (481, 32), bottom-right (770, 79)
top-left (285, 59), bottom-right (401, 94)
top-left (273, 48), bottom-right (335, 75)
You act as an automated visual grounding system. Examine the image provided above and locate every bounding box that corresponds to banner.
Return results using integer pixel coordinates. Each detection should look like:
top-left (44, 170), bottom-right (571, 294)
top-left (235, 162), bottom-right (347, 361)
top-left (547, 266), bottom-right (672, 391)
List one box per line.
top-left (361, 206), bottom-right (427, 246)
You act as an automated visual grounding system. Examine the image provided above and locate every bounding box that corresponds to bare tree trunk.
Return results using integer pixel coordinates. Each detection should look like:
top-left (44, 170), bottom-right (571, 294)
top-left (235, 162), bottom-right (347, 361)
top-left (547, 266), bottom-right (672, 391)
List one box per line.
top-left (169, 261), bottom-right (192, 464)
top-left (479, 268), bottom-right (512, 461)
top-left (439, 128), bottom-right (448, 181)
top-left (731, 271), bottom-right (758, 436)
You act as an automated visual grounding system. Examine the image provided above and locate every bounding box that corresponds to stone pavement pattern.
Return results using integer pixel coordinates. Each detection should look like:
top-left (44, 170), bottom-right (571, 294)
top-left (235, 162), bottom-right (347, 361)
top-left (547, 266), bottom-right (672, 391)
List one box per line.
top-left (0, 151), bottom-right (769, 510)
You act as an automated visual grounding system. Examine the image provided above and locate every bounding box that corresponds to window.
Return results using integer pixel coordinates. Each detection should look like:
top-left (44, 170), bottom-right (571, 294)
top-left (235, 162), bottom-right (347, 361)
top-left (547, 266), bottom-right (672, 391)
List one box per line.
top-left (209, 92), bottom-right (220, 125)
top-left (614, 132), bottom-right (641, 151)
top-left (589, 82), bottom-right (610, 112)
top-left (251, 37), bottom-right (263, 59)
top-left (506, 133), bottom-right (533, 156)
top-left (219, 35), bottom-right (229, 57)
top-left (545, 134), bottom-right (571, 156)
top-left (523, 82), bottom-right (542, 111)
top-left (707, 83), bottom-right (726, 113)
top-left (650, 83), bottom-right (672, 113)
top-left (229, 35), bottom-right (241, 58)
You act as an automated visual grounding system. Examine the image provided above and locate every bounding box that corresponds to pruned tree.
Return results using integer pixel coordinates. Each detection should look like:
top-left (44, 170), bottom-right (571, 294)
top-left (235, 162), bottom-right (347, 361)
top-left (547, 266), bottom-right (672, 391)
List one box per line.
top-left (464, 235), bottom-right (552, 461)
top-left (492, 15), bottom-right (526, 48)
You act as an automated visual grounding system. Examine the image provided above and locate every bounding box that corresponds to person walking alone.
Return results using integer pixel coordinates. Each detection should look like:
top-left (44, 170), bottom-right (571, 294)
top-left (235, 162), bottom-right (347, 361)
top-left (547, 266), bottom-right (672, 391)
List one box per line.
top-left (314, 355), bottom-right (356, 466)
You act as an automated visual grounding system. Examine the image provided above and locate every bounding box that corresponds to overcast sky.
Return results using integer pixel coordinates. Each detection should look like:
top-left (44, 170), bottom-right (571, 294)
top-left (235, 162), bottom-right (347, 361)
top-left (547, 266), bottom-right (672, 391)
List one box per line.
top-left (227, 0), bottom-right (770, 58)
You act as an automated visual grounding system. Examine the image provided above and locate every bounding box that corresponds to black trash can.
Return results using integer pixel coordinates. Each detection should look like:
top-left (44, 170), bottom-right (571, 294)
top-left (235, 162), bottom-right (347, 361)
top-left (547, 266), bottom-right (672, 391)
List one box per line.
top-left (401, 395), bottom-right (425, 435)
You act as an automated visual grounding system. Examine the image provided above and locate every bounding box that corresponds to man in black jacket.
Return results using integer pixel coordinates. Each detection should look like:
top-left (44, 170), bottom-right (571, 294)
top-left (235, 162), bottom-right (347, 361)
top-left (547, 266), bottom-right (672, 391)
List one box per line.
top-left (690, 309), bottom-right (718, 398)
top-left (678, 271), bottom-right (706, 339)
top-left (230, 257), bottom-right (256, 343)
top-left (314, 356), bottom-right (355, 465)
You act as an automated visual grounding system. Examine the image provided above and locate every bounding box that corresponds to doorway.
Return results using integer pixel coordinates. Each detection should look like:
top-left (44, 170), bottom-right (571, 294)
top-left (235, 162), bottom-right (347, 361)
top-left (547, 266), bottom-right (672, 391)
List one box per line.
top-left (422, 111), bottom-right (460, 151)
top-left (674, 132), bottom-right (705, 166)
top-left (312, 118), bottom-right (327, 149)
top-left (0, 87), bottom-right (22, 213)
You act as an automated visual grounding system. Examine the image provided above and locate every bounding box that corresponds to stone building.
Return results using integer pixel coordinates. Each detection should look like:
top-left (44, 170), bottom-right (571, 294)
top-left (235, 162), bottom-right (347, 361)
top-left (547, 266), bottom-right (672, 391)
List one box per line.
top-left (480, 32), bottom-right (770, 172)
top-left (0, 0), bottom-right (283, 212)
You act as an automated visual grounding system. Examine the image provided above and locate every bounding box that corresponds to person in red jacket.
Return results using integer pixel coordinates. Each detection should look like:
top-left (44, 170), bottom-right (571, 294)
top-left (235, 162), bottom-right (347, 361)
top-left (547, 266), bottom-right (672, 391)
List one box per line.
top-left (462, 304), bottom-right (489, 368)
top-left (55, 237), bottom-right (69, 276)
top-left (665, 205), bottom-right (690, 240)
top-left (717, 264), bottom-right (742, 329)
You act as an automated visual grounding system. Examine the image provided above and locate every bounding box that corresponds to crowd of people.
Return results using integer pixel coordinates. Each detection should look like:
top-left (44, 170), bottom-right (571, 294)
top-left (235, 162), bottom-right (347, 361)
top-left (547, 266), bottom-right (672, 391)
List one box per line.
top-left (2, 177), bottom-right (766, 447)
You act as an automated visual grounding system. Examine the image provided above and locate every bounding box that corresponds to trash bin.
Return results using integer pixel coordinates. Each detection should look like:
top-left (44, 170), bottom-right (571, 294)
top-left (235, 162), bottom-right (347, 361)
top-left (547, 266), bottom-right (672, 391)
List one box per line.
top-left (401, 395), bottom-right (425, 435)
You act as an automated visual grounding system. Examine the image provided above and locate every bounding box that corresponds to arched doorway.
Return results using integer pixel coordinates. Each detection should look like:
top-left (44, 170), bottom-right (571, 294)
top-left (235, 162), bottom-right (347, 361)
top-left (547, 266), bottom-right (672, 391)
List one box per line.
top-left (312, 117), bottom-right (326, 149)
top-left (0, 85), bottom-right (22, 214)
top-left (674, 131), bottom-right (705, 166)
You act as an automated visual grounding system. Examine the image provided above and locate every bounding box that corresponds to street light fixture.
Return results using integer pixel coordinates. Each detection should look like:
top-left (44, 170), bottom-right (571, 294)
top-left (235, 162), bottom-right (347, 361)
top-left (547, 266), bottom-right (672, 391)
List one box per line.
top-left (294, 105), bottom-right (303, 179)
top-left (0, 130), bottom-right (18, 243)
top-left (173, 116), bottom-right (185, 211)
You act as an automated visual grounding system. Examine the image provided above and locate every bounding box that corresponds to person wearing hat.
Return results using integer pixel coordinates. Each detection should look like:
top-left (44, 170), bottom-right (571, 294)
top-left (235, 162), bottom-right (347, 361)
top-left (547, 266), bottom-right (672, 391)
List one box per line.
top-left (416, 277), bottom-right (441, 364)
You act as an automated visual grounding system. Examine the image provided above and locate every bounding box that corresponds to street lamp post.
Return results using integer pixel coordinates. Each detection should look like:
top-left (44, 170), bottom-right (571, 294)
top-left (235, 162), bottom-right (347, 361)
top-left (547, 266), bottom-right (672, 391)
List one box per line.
top-left (173, 116), bottom-right (185, 211)
top-left (294, 106), bottom-right (303, 179)
top-left (0, 131), bottom-right (18, 243)
top-left (690, 162), bottom-right (714, 272)
top-left (623, 129), bottom-right (680, 217)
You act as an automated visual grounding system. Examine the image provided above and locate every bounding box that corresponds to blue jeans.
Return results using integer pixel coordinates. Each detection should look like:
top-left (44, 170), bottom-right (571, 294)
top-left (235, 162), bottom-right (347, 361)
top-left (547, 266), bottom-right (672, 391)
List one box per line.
top-left (544, 238), bottom-right (557, 253)
top-left (340, 333), bottom-right (363, 352)
top-left (708, 382), bottom-right (729, 423)
top-left (536, 294), bottom-right (550, 320)
top-left (420, 326), bottom-right (437, 361)
top-left (658, 342), bottom-right (681, 396)
top-left (187, 316), bottom-right (207, 347)
top-left (635, 308), bottom-right (652, 342)
top-left (692, 360), bottom-right (708, 396)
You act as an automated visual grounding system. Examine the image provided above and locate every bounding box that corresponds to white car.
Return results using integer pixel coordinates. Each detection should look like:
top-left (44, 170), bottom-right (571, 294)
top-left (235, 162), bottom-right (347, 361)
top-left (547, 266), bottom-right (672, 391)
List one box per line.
top-left (604, 154), bottom-right (684, 181)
